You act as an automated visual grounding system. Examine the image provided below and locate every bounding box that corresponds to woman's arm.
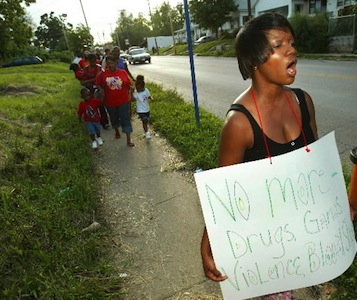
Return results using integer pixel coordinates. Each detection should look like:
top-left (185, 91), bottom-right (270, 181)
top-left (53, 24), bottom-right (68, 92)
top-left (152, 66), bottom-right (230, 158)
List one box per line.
top-left (201, 110), bottom-right (252, 281)
top-left (201, 227), bottom-right (227, 281)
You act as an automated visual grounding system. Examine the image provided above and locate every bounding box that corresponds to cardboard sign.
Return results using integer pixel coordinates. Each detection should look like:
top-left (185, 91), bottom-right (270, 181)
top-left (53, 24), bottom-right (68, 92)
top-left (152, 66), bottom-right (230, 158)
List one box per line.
top-left (194, 132), bottom-right (356, 299)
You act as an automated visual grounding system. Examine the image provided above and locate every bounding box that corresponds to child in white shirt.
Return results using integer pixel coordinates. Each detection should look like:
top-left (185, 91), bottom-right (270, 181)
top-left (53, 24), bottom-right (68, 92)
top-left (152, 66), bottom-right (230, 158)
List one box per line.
top-left (132, 75), bottom-right (154, 139)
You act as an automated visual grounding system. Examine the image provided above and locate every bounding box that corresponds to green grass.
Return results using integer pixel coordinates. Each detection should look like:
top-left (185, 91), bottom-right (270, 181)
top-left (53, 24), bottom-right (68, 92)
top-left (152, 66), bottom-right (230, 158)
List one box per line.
top-left (0, 63), bottom-right (124, 299)
top-left (147, 84), bottom-right (222, 170)
top-left (0, 61), bottom-right (356, 299)
top-left (154, 38), bottom-right (236, 57)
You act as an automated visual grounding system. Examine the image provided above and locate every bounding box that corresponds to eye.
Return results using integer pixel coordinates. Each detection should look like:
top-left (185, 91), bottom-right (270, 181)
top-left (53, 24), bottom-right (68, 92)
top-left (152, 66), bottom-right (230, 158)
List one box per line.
top-left (272, 43), bottom-right (281, 49)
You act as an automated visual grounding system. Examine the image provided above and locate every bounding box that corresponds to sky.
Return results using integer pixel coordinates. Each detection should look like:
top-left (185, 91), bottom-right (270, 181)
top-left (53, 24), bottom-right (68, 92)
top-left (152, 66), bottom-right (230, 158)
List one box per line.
top-left (26, 0), bottom-right (182, 45)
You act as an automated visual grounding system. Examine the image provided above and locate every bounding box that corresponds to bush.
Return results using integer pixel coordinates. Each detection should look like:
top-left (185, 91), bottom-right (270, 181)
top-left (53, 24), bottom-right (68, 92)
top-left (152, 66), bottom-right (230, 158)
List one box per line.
top-left (290, 13), bottom-right (330, 53)
top-left (219, 29), bottom-right (235, 39)
top-left (47, 50), bottom-right (73, 64)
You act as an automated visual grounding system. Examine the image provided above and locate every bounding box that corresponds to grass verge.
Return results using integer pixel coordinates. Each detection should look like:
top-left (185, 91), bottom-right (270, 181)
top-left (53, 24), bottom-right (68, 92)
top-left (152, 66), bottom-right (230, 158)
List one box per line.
top-left (147, 83), bottom-right (222, 170)
top-left (0, 63), bottom-right (124, 299)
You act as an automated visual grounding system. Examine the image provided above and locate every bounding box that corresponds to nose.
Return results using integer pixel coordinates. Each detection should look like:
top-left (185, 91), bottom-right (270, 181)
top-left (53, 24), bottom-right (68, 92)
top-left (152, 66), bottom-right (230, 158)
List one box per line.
top-left (287, 43), bottom-right (297, 55)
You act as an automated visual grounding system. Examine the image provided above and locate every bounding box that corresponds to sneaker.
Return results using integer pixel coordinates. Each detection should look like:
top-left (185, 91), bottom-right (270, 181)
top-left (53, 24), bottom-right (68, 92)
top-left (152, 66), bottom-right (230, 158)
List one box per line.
top-left (97, 137), bottom-right (104, 146)
top-left (91, 140), bottom-right (98, 149)
top-left (145, 131), bottom-right (151, 139)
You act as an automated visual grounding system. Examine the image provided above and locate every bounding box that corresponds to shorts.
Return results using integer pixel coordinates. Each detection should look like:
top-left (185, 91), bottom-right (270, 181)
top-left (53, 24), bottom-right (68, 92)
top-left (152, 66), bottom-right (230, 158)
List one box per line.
top-left (138, 112), bottom-right (150, 121)
top-left (106, 102), bottom-right (132, 133)
top-left (85, 121), bottom-right (101, 135)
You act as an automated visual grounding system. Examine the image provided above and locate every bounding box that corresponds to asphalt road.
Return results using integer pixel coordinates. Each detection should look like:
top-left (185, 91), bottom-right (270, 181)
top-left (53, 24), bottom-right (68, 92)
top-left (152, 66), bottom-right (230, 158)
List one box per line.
top-left (129, 56), bottom-right (357, 164)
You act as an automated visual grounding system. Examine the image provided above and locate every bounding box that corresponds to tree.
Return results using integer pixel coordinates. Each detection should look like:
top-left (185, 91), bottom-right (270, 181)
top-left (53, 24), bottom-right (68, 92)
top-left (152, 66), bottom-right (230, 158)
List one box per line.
top-left (67, 24), bottom-right (94, 52)
top-left (131, 15), bottom-right (151, 46)
top-left (34, 12), bottom-right (71, 51)
top-left (290, 13), bottom-right (329, 53)
top-left (113, 10), bottom-right (134, 48)
top-left (174, 3), bottom-right (185, 28)
top-left (0, 0), bottom-right (35, 59)
top-left (151, 2), bottom-right (184, 36)
top-left (34, 12), bottom-right (94, 53)
top-left (189, 0), bottom-right (237, 36)
top-left (114, 10), bottom-right (151, 49)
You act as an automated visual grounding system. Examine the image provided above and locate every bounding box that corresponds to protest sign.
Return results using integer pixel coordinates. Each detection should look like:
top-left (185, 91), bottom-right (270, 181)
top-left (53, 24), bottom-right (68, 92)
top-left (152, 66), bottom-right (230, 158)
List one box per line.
top-left (194, 132), bottom-right (356, 299)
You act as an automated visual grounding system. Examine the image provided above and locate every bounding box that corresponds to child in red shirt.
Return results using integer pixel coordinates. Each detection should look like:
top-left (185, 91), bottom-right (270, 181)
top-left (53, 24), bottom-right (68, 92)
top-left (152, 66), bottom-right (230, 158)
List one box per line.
top-left (81, 53), bottom-right (101, 92)
top-left (77, 87), bottom-right (104, 149)
top-left (95, 55), bottom-right (134, 147)
top-left (81, 53), bottom-right (110, 130)
top-left (69, 63), bottom-right (83, 81)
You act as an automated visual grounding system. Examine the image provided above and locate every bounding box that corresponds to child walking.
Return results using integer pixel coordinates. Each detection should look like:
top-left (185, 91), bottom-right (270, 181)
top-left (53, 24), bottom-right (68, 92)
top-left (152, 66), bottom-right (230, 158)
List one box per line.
top-left (77, 87), bottom-right (104, 149)
top-left (132, 75), bottom-right (154, 139)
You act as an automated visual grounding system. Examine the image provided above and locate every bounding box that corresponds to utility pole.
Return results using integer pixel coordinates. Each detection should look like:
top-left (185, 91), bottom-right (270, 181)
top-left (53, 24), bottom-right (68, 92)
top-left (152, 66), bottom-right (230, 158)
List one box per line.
top-left (247, 0), bottom-right (252, 20)
top-left (168, 2), bottom-right (177, 54)
top-left (110, 22), bottom-right (120, 47)
top-left (147, 0), bottom-right (159, 54)
top-left (79, 0), bottom-right (89, 29)
top-left (59, 14), bottom-right (70, 52)
top-left (78, 0), bottom-right (93, 46)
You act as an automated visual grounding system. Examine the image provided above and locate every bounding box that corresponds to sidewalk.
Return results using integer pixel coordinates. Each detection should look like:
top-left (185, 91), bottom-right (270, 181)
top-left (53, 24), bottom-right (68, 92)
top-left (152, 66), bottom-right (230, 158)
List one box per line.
top-left (96, 118), bottom-right (223, 299)
top-left (96, 118), bottom-right (319, 300)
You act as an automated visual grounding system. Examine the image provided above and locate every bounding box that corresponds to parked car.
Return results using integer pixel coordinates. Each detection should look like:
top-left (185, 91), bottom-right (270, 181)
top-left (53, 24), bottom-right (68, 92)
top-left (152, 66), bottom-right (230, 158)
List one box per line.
top-left (128, 48), bottom-right (151, 64)
top-left (120, 50), bottom-right (129, 60)
top-left (128, 46), bottom-right (141, 51)
top-left (194, 36), bottom-right (215, 45)
top-left (1, 56), bottom-right (44, 67)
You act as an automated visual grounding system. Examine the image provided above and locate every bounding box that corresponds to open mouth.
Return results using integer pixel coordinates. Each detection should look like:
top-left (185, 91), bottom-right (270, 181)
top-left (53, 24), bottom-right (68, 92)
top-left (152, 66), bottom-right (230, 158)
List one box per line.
top-left (287, 59), bottom-right (297, 76)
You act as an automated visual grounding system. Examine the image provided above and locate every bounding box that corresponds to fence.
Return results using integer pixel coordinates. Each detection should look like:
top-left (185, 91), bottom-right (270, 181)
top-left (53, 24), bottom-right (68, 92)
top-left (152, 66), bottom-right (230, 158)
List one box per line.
top-left (328, 14), bottom-right (357, 53)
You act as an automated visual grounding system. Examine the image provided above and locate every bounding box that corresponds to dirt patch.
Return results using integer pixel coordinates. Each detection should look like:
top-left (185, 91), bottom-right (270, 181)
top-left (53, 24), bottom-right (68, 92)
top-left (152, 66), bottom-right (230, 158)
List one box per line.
top-left (0, 84), bottom-right (39, 97)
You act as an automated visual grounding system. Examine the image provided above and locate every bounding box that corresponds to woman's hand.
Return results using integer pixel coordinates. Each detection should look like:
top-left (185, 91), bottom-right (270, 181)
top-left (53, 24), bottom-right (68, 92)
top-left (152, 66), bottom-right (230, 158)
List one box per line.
top-left (201, 228), bottom-right (228, 282)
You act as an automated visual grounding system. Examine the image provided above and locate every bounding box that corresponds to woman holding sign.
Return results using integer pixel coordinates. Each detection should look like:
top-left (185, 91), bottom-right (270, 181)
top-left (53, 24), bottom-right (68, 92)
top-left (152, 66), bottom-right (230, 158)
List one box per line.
top-left (200, 13), bottom-right (318, 300)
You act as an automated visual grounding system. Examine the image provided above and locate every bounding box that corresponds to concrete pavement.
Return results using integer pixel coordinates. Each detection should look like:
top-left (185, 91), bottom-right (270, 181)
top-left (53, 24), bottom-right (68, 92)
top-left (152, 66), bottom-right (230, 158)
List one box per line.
top-left (96, 117), bottom-right (223, 299)
top-left (96, 118), bottom-right (318, 300)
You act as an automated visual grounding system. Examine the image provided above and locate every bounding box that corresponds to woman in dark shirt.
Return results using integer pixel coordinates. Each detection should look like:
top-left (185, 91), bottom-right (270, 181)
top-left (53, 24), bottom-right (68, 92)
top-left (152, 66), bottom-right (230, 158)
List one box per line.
top-left (200, 13), bottom-right (318, 300)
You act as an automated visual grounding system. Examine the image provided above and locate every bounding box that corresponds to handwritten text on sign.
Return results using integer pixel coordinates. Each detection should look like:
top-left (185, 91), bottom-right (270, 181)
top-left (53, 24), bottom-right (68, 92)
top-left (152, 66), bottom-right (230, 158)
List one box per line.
top-left (194, 132), bottom-right (356, 300)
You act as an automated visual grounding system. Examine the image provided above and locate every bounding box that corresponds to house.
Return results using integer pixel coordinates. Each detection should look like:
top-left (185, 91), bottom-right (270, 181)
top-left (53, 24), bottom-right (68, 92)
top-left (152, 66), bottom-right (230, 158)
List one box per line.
top-left (253, 0), bottom-right (356, 17)
top-left (174, 0), bottom-right (356, 43)
top-left (251, 0), bottom-right (357, 53)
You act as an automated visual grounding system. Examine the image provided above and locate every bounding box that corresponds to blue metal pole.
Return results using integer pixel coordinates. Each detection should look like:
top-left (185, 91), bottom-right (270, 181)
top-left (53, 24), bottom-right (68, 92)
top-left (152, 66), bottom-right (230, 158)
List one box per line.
top-left (183, 0), bottom-right (200, 127)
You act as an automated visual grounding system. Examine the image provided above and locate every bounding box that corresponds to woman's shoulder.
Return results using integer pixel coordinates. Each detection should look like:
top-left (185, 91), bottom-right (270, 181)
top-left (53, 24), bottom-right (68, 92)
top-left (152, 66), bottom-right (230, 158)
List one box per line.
top-left (228, 88), bottom-right (253, 117)
top-left (286, 87), bottom-right (314, 109)
top-left (225, 97), bottom-right (253, 133)
top-left (285, 86), bottom-right (310, 99)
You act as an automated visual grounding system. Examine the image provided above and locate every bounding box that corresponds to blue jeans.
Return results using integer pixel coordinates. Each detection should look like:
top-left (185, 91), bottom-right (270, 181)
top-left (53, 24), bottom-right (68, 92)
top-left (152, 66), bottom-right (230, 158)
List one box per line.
top-left (106, 102), bottom-right (132, 134)
top-left (85, 122), bottom-right (101, 136)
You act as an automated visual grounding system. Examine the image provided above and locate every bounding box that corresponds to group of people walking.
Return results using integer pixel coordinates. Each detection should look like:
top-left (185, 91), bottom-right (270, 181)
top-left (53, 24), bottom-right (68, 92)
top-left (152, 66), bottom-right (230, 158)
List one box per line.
top-left (71, 47), bottom-right (153, 149)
